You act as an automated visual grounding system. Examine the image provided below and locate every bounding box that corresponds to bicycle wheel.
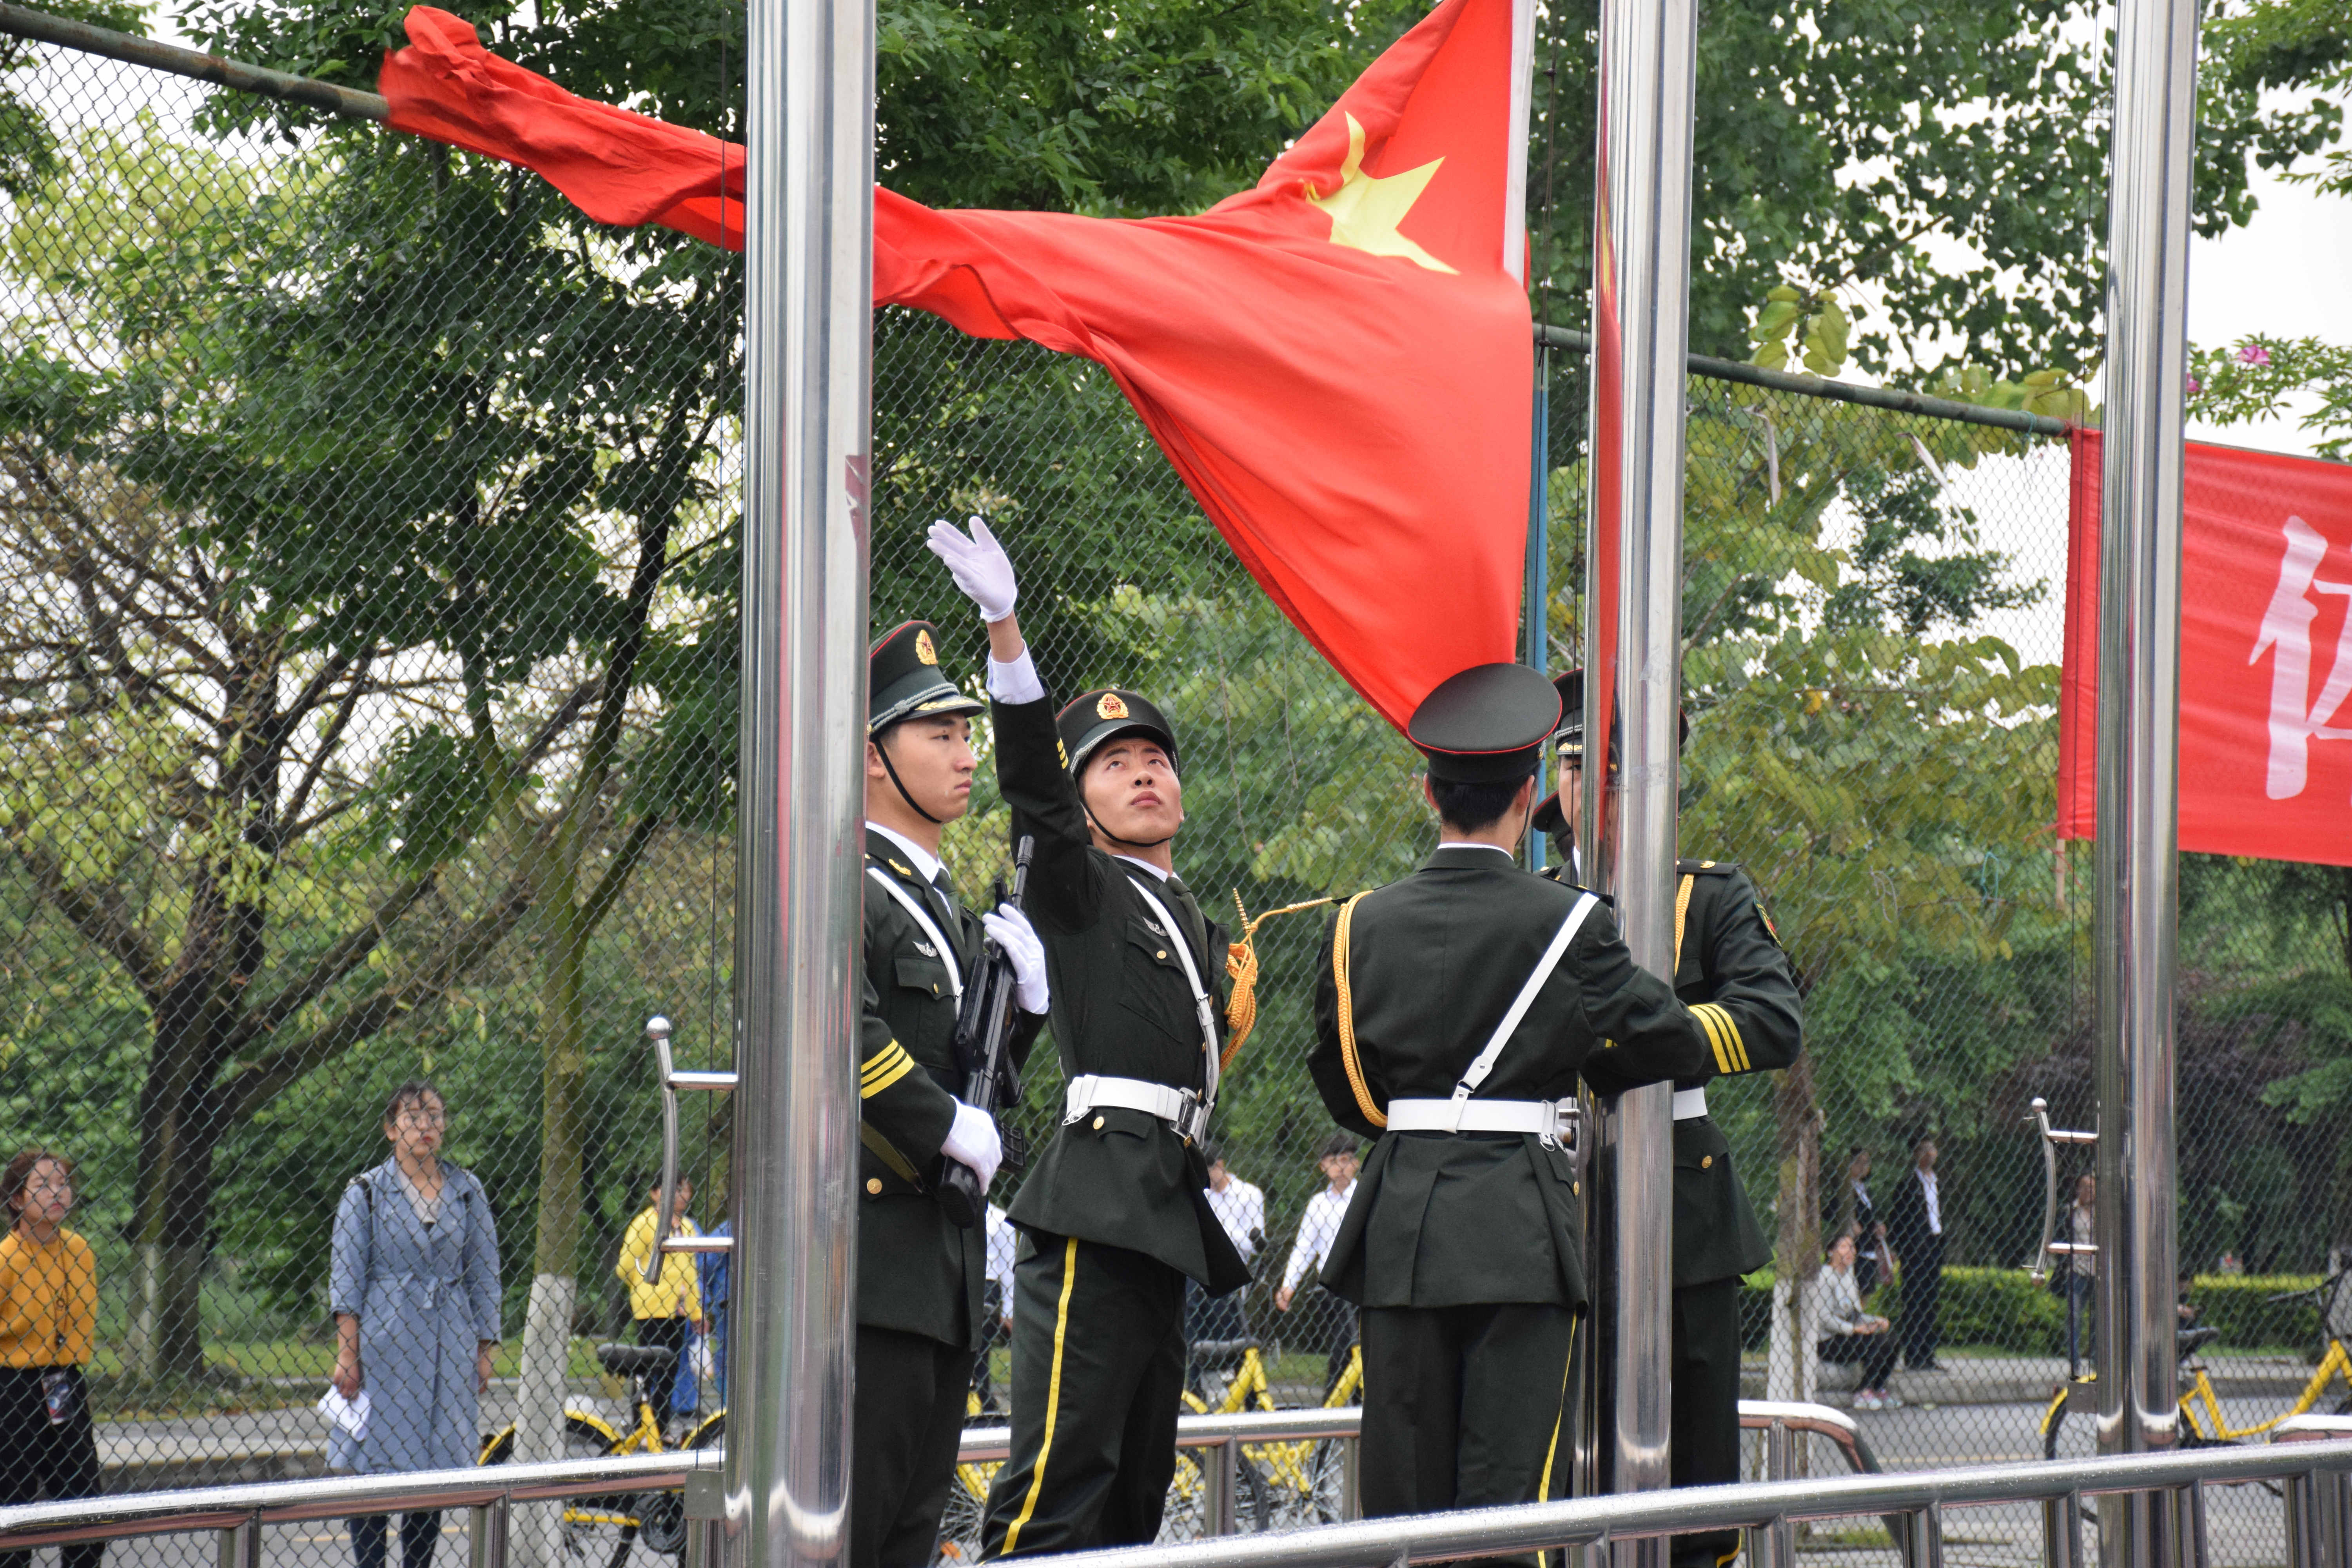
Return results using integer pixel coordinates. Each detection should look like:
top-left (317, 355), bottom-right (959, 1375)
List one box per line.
top-left (560, 1414), bottom-right (643, 1568)
top-left (2041, 1384), bottom-right (2072, 1462)
top-left (932, 1465), bottom-right (993, 1565)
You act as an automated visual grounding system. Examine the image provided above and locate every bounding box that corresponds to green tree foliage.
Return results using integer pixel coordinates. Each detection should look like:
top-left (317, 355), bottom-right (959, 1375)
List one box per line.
top-left (1529, 0), bottom-right (2344, 381)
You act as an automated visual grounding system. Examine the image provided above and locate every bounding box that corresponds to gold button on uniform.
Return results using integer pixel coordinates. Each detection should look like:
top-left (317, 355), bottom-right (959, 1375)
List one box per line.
top-left (866, 1178), bottom-right (882, 1194)
top-left (1701, 1155), bottom-right (1714, 1169)
top-left (1155, 950), bottom-right (1167, 960)
top-left (1093, 1116), bottom-right (1105, 1130)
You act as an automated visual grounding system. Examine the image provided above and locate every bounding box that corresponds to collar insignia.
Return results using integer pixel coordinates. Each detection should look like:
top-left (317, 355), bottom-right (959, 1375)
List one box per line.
top-left (915, 628), bottom-right (938, 665)
top-left (913, 940), bottom-right (937, 958)
top-left (1097, 691), bottom-right (1129, 720)
top-left (888, 858), bottom-right (914, 877)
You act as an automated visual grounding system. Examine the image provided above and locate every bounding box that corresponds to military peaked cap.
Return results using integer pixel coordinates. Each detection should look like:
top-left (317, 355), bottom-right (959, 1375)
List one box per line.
top-left (1407, 662), bottom-right (1561, 783)
top-left (868, 620), bottom-right (984, 735)
top-left (1531, 668), bottom-right (1690, 833)
top-left (1056, 688), bottom-right (1180, 778)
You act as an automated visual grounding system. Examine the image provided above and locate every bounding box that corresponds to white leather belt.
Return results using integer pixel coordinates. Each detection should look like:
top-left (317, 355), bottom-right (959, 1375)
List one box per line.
top-left (1064, 1074), bottom-right (1210, 1145)
top-left (1387, 1097), bottom-right (1576, 1137)
top-left (1672, 1086), bottom-right (1710, 1121)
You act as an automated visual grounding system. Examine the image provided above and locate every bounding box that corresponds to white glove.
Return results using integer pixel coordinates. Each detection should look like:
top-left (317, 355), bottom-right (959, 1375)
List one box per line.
top-left (942, 1100), bottom-right (1004, 1191)
top-left (984, 904), bottom-right (1050, 1015)
top-left (926, 515), bottom-right (1018, 623)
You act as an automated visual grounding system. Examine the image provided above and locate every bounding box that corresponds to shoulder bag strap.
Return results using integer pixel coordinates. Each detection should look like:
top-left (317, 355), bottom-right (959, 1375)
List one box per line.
top-left (1126, 875), bottom-right (1222, 1106)
top-left (1448, 892), bottom-right (1600, 1115)
top-left (864, 862), bottom-right (964, 1001)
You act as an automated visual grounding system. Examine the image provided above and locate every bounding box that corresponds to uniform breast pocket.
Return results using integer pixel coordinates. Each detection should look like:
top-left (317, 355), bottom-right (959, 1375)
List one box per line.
top-left (1118, 917), bottom-right (1196, 1044)
top-left (894, 954), bottom-right (955, 1003)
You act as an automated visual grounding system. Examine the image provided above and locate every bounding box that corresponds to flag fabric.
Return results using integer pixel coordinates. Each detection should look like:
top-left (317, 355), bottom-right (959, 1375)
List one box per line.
top-left (377, 0), bottom-right (1534, 728)
top-left (2059, 430), bottom-right (2352, 866)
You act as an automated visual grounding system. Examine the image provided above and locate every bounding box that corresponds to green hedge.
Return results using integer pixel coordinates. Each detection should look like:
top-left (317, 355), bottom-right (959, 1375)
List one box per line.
top-left (1735, 1269), bottom-right (2324, 1355)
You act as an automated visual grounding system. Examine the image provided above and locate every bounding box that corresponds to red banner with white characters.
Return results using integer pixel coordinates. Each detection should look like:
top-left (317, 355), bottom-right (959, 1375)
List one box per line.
top-left (2060, 430), bottom-right (2352, 865)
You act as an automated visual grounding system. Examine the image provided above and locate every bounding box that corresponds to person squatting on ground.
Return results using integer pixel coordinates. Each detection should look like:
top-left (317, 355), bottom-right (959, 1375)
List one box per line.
top-left (330, 1083), bottom-right (503, 1568)
top-left (615, 1174), bottom-right (703, 1424)
top-left (929, 517), bottom-right (1254, 1556)
top-left (1817, 1232), bottom-right (1900, 1410)
top-left (851, 616), bottom-right (1051, 1568)
top-left (1, 1148), bottom-right (102, 1568)
top-left (1307, 662), bottom-right (1717, 1546)
top-left (1538, 669), bottom-right (1804, 1568)
top-left (1275, 1132), bottom-right (1362, 1398)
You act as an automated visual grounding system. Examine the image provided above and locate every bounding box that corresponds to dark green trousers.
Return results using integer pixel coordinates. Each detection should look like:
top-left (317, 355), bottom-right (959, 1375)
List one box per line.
top-left (1359, 1300), bottom-right (1577, 1563)
top-left (982, 1233), bottom-right (1187, 1558)
top-left (853, 1325), bottom-right (974, 1568)
top-left (1670, 1276), bottom-right (1744, 1568)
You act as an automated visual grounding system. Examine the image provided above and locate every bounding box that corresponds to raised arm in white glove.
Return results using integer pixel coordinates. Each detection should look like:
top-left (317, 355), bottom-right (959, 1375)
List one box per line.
top-left (983, 904), bottom-right (1051, 1016)
top-left (942, 1101), bottom-right (1004, 1192)
top-left (926, 516), bottom-right (1018, 624)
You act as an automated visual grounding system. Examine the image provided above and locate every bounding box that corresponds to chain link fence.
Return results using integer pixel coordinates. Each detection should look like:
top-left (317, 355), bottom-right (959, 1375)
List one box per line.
top-left (4, 27), bottom-right (2350, 1568)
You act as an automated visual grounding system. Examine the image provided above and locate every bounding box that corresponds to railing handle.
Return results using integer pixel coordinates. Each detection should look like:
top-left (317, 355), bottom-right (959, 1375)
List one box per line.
top-left (2028, 1098), bottom-right (2096, 1286)
top-left (645, 1016), bottom-right (741, 1283)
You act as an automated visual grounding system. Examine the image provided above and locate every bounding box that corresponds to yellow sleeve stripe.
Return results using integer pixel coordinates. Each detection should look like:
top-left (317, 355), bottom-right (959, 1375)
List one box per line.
top-left (859, 1043), bottom-right (915, 1098)
top-left (1692, 1004), bottom-right (1749, 1073)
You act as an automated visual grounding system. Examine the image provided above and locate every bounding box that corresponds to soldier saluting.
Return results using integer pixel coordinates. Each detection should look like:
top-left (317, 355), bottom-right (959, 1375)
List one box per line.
top-left (1540, 669), bottom-right (1802, 1568)
top-left (927, 518), bottom-right (1252, 1557)
top-left (1307, 662), bottom-right (1715, 1526)
top-left (855, 621), bottom-right (1053, 1568)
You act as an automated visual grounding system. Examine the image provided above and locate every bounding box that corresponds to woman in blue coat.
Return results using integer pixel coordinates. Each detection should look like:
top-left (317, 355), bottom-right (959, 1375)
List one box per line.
top-left (330, 1081), bottom-right (504, 1568)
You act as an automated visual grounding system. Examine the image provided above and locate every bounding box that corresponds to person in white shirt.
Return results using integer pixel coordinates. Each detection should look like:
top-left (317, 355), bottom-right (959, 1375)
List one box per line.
top-left (1186, 1147), bottom-right (1269, 1395)
top-left (1275, 1133), bottom-right (1362, 1396)
top-left (1886, 1135), bottom-right (1946, 1372)
top-left (1815, 1233), bottom-right (1900, 1409)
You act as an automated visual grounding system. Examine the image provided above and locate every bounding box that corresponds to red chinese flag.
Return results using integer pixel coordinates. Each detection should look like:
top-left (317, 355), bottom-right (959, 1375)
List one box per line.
top-left (2059, 430), bottom-right (2352, 866)
top-left (378, 0), bottom-right (1533, 728)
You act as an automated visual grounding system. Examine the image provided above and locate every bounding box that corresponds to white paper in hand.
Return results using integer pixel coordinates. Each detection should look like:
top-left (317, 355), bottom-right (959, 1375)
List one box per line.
top-left (318, 1386), bottom-right (370, 1439)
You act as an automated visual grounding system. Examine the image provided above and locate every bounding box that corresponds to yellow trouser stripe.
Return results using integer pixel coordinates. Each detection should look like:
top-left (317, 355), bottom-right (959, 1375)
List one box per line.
top-left (1000, 1237), bottom-right (1081, 1557)
top-left (860, 1044), bottom-right (914, 1098)
top-left (1535, 1316), bottom-right (1579, 1568)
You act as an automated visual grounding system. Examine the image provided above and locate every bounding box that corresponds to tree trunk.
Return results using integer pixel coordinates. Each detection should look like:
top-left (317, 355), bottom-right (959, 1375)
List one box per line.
top-left (125, 1004), bottom-right (227, 1386)
top-left (1771, 1055), bottom-right (1822, 1404)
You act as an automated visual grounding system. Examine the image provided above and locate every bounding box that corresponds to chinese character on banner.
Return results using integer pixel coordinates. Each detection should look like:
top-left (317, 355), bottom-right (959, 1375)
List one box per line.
top-left (2060, 431), bottom-right (2352, 866)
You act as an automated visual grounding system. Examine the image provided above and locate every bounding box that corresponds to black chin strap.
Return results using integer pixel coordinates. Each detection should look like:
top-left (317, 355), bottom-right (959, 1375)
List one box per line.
top-left (1083, 801), bottom-right (1177, 851)
top-left (873, 731), bottom-right (942, 826)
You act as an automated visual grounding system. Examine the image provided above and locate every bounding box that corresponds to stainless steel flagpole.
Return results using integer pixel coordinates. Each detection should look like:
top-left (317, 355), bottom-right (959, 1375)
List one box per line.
top-left (725, 0), bottom-right (874, 1553)
top-left (2092, 2), bottom-right (2196, 1566)
top-left (1584, 0), bottom-right (1696, 1560)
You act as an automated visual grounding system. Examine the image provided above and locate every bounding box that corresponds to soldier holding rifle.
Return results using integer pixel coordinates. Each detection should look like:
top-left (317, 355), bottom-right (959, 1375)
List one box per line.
top-left (1540, 670), bottom-right (1803, 1568)
top-left (928, 519), bottom-right (1254, 1556)
top-left (1307, 662), bottom-right (1715, 1529)
top-left (855, 620), bottom-right (1052, 1568)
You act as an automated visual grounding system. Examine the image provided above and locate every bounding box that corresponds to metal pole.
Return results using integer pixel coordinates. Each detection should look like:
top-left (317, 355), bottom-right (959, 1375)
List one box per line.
top-left (2092, 4), bottom-right (2194, 1568)
top-left (1583, 0), bottom-right (1695, 1554)
top-left (725, 0), bottom-right (873, 1552)
top-left (1526, 353), bottom-right (1552, 874)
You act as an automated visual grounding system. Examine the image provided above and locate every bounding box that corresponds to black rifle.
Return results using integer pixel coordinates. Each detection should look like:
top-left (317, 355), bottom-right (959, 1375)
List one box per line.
top-left (937, 835), bottom-right (1035, 1230)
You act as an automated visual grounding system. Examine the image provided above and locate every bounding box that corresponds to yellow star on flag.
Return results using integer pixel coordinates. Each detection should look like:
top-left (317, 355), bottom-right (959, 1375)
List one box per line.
top-left (1304, 113), bottom-right (1456, 275)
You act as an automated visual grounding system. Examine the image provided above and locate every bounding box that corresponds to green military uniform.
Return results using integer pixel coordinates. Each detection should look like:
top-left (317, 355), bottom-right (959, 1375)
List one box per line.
top-left (980, 681), bottom-right (1251, 1558)
top-left (1305, 664), bottom-right (1714, 1535)
top-left (855, 621), bottom-right (1045, 1568)
top-left (1538, 671), bottom-right (1804, 1568)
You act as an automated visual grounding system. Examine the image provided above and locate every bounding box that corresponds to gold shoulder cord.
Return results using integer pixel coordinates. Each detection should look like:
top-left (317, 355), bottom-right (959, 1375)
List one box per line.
top-left (1673, 873), bottom-right (1695, 971)
top-left (1331, 891), bottom-right (1386, 1129)
top-left (1221, 892), bottom-right (1338, 1069)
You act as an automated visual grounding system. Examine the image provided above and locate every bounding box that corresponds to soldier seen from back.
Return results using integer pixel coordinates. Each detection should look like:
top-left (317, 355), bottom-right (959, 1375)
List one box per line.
top-left (1307, 662), bottom-right (1716, 1532)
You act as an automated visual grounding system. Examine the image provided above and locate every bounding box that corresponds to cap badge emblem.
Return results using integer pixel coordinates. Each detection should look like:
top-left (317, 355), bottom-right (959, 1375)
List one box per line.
top-left (914, 628), bottom-right (938, 665)
top-left (1096, 692), bottom-right (1129, 720)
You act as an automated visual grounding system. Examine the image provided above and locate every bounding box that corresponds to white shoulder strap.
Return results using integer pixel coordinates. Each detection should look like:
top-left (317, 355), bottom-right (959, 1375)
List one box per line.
top-left (1125, 875), bottom-right (1222, 1107)
top-left (1451, 891), bottom-right (1599, 1110)
top-left (864, 864), bottom-right (963, 1001)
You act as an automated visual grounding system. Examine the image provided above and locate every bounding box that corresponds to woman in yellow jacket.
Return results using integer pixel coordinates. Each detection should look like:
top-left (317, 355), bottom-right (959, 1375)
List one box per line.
top-left (614, 1174), bottom-right (702, 1424)
top-left (2, 1147), bottom-right (101, 1568)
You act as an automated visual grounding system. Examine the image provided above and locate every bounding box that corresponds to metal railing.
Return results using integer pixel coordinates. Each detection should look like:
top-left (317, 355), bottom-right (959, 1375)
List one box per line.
top-left (18, 1406), bottom-right (2336, 1568)
top-left (0, 1402), bottom-right (1877, 1562)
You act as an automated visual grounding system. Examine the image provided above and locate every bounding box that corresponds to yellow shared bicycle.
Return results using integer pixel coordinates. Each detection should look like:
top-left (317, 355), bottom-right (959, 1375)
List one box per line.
top-left (2042, 1272), bottom-right (2352, 1457)
top-left (481, 1343), bottom-right (725, 1568)
top-left (932, 1337), bottom-right (1364, 1562)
